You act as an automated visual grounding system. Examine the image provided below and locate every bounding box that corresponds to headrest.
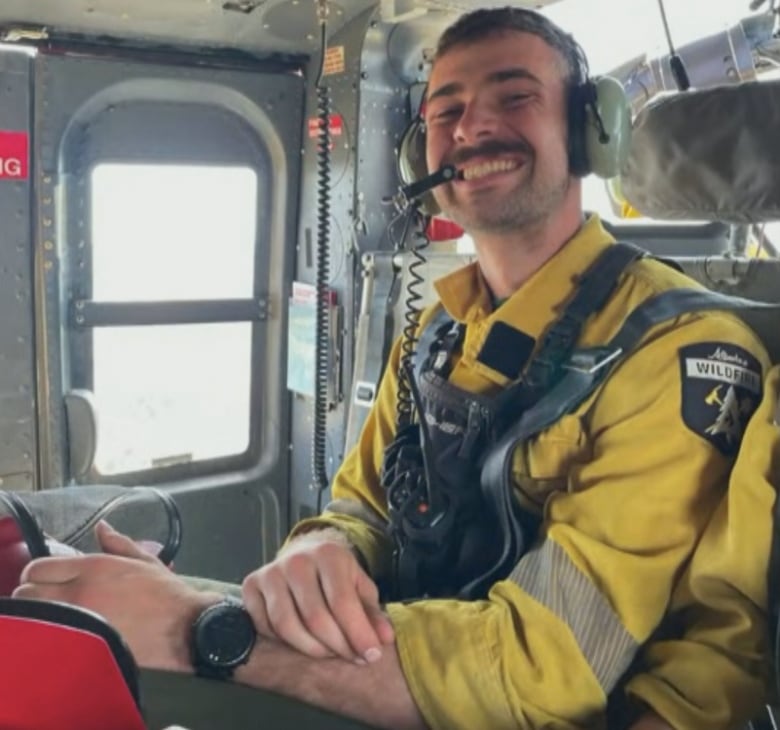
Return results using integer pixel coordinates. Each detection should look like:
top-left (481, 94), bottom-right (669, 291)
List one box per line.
top-left (622, 80), bottom-right (780, 223)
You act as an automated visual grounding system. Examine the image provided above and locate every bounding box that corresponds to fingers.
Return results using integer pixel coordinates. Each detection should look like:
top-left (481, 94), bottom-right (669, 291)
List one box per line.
top-left (13, 580), bottom-right (70, 602)
top-left (19, 555), bottom-right (83, 585)
top-left (96, 521), bottom-right (161, 564)
top-left (242, 540), bottom-right (394, 665)
top-left (318, 561), bottom-right (388, 662)
top-left (243, 569), bottom-right (334, 659)
top-left (356, 571), bottom-right (395, 645)
top-left (14, 552), bottom-right (139, 604)
top-left (289, 557), bottom-right (365, 661)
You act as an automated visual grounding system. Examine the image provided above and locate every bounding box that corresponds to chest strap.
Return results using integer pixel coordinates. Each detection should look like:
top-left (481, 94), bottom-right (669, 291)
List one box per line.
top-left (524, 242), bottom-right (645, 392)
top-left (413, 242), bottom-right (646, 390)
top-left (481, 287), bottom-right (780, 500)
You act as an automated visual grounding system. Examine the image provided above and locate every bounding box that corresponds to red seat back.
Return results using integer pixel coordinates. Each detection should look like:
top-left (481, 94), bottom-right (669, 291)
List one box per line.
top-left (0, 598), bottom-right (147, 730)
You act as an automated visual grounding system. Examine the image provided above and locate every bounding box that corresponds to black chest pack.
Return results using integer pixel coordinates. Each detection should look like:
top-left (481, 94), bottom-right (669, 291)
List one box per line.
top-left (379, 243), bottom-right (778, 602)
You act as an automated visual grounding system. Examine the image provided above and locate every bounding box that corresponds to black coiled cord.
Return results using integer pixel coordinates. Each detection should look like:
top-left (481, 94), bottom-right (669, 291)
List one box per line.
top-left (396, 210), bottom-right (430, 429)
top-left (313, 19), bottom-right (331, 510)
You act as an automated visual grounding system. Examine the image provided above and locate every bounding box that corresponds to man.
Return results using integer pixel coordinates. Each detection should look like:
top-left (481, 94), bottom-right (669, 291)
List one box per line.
top-left (14, 7), bottom-right (771, 730)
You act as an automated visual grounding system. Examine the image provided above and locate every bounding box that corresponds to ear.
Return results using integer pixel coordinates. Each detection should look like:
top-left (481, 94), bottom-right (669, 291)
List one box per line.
top-left (397, 118), bottom-right (441, 216)
top-left (585, 76), bottom-right (631, 179)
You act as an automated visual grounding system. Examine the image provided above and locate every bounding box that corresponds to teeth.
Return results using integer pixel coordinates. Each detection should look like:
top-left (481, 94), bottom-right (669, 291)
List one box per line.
top-left (462, 159), bottom-right (519, 181)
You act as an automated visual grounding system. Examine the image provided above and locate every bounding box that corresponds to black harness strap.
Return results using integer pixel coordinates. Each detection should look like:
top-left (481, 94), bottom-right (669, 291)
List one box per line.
top-left (413, 243), bottom-right (646, 398)
top-left (523, 242), bottom-right (645, 392)
top-left (393, 243), bottom-right (645, 599)
top-left (481, 287), bottom-right (780, 505)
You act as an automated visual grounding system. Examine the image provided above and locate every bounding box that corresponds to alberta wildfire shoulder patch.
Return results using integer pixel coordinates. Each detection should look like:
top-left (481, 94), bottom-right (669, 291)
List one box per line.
top-left (679, 342), bottom-right (763, 456)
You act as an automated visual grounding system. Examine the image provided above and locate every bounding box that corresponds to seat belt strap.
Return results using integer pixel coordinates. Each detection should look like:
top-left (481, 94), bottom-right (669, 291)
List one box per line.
top-left (414, 243), bottom-right (646, 399)
top-left (482, 287), bottom-right (780, 497)
top-left (523, 242), bottom-right (645, 392)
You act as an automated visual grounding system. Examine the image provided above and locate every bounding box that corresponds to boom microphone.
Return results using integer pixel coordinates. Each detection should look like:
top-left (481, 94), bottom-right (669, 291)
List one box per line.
top-left (400, 164), bottom-right (459, 202)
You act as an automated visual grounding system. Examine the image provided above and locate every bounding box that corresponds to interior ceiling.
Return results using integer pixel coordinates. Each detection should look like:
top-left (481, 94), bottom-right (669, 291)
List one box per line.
top-left (0, 0), bottom-right (561, 57)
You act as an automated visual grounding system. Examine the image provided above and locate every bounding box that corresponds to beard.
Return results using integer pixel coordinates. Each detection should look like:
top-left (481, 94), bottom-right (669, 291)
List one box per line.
top-left (432, 139), bottom-right (572, 234)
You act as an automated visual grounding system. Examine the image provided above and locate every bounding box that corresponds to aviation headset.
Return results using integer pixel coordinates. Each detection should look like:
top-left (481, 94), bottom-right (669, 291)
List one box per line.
top-left (396, 8), bottom-right (631, 216)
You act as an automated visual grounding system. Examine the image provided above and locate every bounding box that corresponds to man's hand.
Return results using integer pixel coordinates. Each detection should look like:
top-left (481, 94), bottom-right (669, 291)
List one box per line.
top-left (13, 521), bottom-right (218, 672)
top-left (241, 529), bottom-right (395, 665)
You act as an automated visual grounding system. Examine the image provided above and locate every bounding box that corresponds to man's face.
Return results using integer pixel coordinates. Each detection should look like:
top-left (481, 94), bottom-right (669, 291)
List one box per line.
top-left (424, 30), bottom-right (574, 234)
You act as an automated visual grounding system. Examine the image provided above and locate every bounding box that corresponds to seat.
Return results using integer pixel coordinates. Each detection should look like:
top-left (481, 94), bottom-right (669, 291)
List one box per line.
top-left (0, 597), bottom-right (146, 730)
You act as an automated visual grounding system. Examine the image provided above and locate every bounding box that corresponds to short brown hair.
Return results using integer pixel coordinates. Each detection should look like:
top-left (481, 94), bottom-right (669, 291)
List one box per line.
top-left (435, 7), bottom-right (587, 91)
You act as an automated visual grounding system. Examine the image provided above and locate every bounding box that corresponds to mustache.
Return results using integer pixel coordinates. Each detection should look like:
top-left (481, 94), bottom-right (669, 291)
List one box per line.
top-left (450, 139), bottom-right (532, 166)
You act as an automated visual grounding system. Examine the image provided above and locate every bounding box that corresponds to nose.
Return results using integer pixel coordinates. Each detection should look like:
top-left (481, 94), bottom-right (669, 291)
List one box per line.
top-left (454, 98), bottom-right (500, 145)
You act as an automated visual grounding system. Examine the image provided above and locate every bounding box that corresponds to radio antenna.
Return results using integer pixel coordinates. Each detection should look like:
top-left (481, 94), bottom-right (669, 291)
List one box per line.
top-left (656, 0), bottom-right (691, 91)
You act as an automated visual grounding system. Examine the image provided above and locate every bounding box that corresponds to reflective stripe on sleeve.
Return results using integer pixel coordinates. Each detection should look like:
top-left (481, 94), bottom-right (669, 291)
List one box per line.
top-left (509, 539), bottom-right (639, 693)
top-left (324, 498), bottom-right (388, 532)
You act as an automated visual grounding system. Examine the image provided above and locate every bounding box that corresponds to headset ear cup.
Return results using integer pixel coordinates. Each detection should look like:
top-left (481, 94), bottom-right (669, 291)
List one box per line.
top-left (568, 77), bottom-right (631, 179)
top-left (397, 119), bottom-right (441, 217)
top-left (584, 76), bottom-right (631, 179)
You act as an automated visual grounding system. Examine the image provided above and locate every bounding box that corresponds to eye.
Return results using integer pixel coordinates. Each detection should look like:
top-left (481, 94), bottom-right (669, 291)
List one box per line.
top-left (429, 105), bottom-right (461, 124)
top-left (503, 93), bottom-right (531, 107)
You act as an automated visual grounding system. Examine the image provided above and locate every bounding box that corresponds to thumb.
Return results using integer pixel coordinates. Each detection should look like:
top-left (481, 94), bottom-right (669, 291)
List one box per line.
top-left (95, 521), bottom-right (160, 564)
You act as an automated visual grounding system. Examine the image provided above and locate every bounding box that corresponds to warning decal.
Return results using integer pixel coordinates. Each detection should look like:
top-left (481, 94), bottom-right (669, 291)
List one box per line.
top-left (323, 46), bottom-right (346, 76)
top-left (0, 131), bottom-right (29, 180)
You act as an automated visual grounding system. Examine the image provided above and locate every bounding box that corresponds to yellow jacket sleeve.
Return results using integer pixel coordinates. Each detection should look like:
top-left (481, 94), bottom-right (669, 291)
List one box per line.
top-left (386, 314), bottom-right (769, 730)
top-left (625, 364), bottom-right (780, 730)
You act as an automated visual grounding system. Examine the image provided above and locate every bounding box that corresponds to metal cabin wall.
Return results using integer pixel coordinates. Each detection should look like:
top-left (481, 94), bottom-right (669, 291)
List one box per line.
top-left (0, 49), bottom-right (37, 492)
top-left (31, 51), bottom-right (304, 580)
top-left (288, 8), bottom-right (419, 525)
top-left (288, 8), bottom-right (374, 522)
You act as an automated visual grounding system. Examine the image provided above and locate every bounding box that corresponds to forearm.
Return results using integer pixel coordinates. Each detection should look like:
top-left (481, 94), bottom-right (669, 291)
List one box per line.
top-left (233, 636), bottom-right (426, 730)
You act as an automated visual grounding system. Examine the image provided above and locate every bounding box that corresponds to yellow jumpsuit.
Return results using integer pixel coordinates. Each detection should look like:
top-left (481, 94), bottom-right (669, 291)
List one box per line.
top-left (291, 215), bottom-right (771, 729)
top-left (626, 364), bottom-right (780, 728)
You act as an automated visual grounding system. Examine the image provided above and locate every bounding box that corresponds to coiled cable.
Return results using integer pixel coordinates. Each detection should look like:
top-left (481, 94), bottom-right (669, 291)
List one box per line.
top-left (312, 6), bottom-right (331, 510)
top-left (396, 209), bottom-right (430, 429)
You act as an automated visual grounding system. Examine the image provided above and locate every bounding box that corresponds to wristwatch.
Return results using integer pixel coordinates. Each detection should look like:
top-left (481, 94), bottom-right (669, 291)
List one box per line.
top-left (191, 599), bottom-right (256, 680)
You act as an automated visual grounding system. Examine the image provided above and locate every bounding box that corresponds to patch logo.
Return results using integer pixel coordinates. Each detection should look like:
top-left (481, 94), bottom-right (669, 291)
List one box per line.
top-left (679, 343), bottom-right (762, 456)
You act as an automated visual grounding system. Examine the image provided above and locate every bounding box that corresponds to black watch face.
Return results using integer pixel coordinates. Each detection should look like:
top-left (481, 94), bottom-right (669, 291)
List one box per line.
top-left (195, 604), bottom-right (256, 669)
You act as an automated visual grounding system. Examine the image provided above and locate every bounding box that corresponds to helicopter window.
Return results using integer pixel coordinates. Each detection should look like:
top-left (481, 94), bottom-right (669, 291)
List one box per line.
top-left (88, 163), bottom-right (257, 475)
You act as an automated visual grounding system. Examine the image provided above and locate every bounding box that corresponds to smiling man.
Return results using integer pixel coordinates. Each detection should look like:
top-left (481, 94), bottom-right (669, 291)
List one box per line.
top-left (15, 7), bottom-right (771, 730)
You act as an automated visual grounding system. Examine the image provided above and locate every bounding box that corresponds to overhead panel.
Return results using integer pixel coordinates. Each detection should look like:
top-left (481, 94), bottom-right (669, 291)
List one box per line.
top-left (0, 0), bottom-right (565, 56)
top-left (0, 0), bottom-right (377, 56)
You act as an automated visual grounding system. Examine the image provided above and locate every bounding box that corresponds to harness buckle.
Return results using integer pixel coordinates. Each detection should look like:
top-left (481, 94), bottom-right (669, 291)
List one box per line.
top-left (562, 347), bottom-right (624, 375)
